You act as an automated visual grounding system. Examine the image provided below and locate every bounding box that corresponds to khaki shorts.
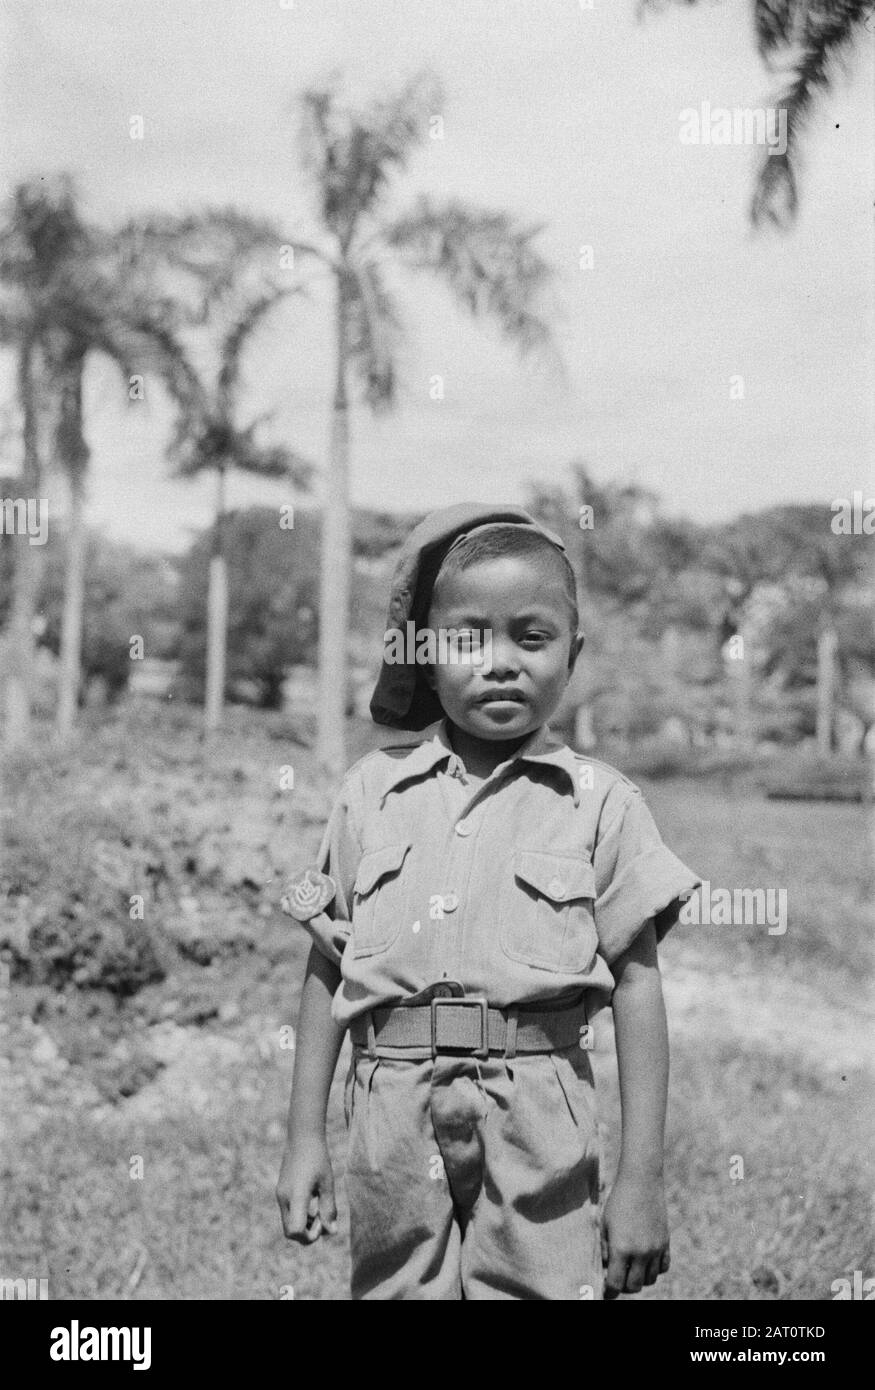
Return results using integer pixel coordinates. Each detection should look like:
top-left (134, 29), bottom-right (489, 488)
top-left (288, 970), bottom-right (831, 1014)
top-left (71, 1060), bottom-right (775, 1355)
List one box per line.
top-left (343, 1044), bottom-right (604, 1300)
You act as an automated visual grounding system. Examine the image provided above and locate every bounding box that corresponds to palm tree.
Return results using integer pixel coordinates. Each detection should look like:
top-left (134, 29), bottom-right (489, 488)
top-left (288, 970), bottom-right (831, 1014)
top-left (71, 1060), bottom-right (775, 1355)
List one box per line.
top-left (48, 221), bottom-right (193, 741)
top-left (0, 178), bottom-right (213, 742)
top-left (0, 333), bottom-right (48, 750)
top-left (0, 181), bottom-right (74, 748)
top-left (50, 330), bottom-right (91, 740)
top-left (644, 0), bottom-right (874, 225)
top-left (292, 72), bottom-right (558, 777)
top-left (0, 178), bottom-right (127, 744)
top-left (160, 279), bottom-right (313, 731)
top-left (123, 207), bottom-right (316, 732)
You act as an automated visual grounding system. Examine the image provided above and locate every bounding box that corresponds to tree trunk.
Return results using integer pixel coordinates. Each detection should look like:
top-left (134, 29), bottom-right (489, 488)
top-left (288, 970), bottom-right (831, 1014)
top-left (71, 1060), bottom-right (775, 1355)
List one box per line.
top-left (204, 463), bottom-right (228, 734)
top-left (56, 353), bottom-right (88, 741)
top-left (56, 471), bottom-right (86, 740)
top-left (3, 338), bottom-right (43, 750)
top-left (734, 639), bottom-right (753, 752)
top-left (816, 623), bottom-right (837, 757)
top-left (724, 624), bottom-right (752, 753)
top-left (316, 276), bottom-right (351, 781)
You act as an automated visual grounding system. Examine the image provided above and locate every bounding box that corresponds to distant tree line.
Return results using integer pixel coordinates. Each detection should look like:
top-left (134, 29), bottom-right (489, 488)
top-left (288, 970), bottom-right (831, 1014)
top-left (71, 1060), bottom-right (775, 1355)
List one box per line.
top-left (3, 468), bottom-right (870, 757)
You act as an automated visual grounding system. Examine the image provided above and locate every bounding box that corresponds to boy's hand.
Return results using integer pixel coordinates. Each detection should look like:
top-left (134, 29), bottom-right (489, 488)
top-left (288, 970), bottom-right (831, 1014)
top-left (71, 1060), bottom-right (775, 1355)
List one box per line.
top-left (276, 1135), bottom-right (338, 1244)
top-left (601, 1173), bottom-right (670, 1298)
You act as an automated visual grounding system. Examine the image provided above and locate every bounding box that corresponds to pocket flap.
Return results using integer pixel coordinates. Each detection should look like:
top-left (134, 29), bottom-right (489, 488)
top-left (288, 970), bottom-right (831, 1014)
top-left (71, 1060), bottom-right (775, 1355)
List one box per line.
top-left (514, 851), bottom-right (595, 902)
top-left (354, 842), bottom-right (411, 897)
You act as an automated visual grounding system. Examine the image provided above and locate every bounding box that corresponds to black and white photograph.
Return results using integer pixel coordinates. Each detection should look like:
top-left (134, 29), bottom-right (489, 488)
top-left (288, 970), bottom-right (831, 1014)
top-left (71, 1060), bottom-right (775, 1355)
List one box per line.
top-left (1, 0), bottom-right (873, 1332)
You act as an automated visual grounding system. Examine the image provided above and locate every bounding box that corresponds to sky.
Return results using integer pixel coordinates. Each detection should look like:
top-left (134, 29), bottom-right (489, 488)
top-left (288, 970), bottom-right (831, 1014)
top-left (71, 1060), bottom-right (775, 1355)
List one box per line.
top-left (1, 0), bottom-right (873, 553)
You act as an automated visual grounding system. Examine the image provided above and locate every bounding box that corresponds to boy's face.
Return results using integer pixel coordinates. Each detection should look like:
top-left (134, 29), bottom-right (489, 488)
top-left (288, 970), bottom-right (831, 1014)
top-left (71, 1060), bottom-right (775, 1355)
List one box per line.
top-left (425, 552), bottom-right (583, 744)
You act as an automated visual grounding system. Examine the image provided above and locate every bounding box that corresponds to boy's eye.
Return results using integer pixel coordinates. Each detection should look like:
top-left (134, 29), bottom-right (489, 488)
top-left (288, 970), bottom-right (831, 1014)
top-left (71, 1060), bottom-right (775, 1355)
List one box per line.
top-left (519, 630), bottom-right (550, 645)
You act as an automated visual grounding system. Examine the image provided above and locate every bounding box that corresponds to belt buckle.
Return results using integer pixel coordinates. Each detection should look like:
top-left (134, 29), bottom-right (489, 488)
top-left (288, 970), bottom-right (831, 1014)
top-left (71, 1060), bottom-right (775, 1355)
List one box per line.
top-left (430, 994), bottom-right (489, 1060)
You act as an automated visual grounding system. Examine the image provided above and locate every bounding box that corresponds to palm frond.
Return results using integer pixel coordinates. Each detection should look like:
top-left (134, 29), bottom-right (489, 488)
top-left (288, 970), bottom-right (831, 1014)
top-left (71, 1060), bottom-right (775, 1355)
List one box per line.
top-left (233, 430), bottom-right (315, 487)
top-left (753, 0), bottom-right (808, 67)
top-left (217, 289), bottom-right (293, 403)
top-left (383, 196), bottom-right (557, 359)
top-left (751, 0), bottom-right (873, 226)
top-left (640, 0), bottom-right (873, 226)
top-left (117, 312), bottom-right (207, 417)
top-left (116, 208), bottom-right (321, 320)
top-left (0, 176), bottom-right (87, 290)
top-left (299, 70), bottom-right (442, 242)
top-left (166, 415), bottom-right (231, 478)
top-left (170, 410), bottom-right (313, 487)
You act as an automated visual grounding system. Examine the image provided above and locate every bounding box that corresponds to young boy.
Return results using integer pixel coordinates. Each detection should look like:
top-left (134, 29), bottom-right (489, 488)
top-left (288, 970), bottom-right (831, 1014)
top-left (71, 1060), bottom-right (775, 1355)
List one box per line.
top-left (276, 502), bottom-right (700, 1300)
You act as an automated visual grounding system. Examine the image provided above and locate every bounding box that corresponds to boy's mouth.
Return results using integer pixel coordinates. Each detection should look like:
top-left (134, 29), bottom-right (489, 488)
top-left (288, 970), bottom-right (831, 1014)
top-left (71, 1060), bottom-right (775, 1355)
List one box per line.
top-left (475, 688), bottom-right (527, 706)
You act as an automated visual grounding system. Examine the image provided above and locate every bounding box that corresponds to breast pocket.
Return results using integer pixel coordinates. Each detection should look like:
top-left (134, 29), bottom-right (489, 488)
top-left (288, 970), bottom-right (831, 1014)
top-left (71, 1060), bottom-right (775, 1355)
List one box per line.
top-left (500, 850), bottom-right (598, 973)
top-left (351, 842), bottom-right (411, 958)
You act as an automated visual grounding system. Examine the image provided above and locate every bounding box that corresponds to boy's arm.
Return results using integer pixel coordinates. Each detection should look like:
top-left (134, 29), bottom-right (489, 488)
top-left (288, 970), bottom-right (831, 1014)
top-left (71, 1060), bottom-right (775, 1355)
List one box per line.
top-left (603, 918), bottom-right (671, 1298)
top-left (276, 944), bottom-right (346, 1244)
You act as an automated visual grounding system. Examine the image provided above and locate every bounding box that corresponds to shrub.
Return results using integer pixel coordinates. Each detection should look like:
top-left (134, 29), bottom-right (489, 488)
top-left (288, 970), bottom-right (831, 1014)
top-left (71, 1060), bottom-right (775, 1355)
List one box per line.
top-left (19, 911), bottom-right (164, 996)
top-left (1, 764), bottom-right (169, 996)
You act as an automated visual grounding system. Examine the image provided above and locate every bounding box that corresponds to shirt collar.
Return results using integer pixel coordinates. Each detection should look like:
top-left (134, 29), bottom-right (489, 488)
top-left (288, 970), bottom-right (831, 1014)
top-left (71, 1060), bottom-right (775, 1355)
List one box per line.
top-left (380, 717), bottom-right (581, 805)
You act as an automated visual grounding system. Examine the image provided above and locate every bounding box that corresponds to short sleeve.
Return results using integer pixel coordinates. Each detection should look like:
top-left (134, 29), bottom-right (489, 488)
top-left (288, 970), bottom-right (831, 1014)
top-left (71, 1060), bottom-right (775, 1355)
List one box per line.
top-left (302, 772), bottom-right (364, 965)
top-left (592, 788), bottom-right (700, 965)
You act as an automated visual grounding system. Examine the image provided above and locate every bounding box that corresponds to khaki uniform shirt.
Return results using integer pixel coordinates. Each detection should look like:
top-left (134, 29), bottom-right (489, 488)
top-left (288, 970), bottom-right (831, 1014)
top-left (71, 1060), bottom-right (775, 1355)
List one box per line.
top-left (304, 718), bottom-right (700, 1027)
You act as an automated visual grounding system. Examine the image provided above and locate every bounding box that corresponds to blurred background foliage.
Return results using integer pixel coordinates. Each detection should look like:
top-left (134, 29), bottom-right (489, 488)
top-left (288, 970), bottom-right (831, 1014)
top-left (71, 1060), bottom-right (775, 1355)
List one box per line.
top-left (2, 465), bottom-right (873, 750)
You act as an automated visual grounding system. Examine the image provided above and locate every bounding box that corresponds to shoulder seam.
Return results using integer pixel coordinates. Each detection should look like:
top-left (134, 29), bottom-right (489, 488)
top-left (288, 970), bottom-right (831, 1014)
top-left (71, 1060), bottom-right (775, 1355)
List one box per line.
top-left (595, 779), bottom-right (645, 842)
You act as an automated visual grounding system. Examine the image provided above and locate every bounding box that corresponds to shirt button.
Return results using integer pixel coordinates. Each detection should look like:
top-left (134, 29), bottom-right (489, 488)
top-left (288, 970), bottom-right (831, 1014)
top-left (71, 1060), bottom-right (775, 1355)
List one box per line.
top-left (455, 820), bottom-right (472, 837)
top-left (442, 893), bottom-right (459, 912)
top-left (548, 877), bottom-right (565, 897)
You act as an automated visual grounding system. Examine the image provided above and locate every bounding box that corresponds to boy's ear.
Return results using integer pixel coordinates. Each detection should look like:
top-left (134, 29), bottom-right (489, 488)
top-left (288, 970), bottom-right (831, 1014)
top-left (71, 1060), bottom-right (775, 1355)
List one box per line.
top-left (568, 630), bottom-right (585, 672)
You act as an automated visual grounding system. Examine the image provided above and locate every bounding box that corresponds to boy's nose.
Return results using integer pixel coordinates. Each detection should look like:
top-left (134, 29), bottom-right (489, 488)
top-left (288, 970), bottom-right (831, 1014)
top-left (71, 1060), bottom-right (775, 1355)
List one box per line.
top-left (476, 639), bottom-right (518, 678)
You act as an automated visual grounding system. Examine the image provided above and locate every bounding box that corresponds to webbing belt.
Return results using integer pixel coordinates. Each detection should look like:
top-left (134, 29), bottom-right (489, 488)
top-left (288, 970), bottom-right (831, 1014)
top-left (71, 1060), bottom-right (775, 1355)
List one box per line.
top-left (349, 994), bottom-right (589, 1059)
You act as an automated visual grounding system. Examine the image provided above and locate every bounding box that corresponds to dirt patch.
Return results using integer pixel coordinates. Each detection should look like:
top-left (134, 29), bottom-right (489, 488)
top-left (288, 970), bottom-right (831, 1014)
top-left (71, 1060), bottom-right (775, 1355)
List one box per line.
top-left (661, 957), bottom-right (873, 1078)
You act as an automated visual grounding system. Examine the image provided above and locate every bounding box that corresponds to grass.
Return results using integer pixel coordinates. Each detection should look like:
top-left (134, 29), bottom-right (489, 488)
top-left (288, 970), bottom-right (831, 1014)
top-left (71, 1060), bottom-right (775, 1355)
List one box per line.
top-left (5, 1016), bottom-right (869, 1301)
top-left (642, 777), bottom-right (873, 986)
top-left (597, 1044), bottom-right (873, 1301)
top-left (1, 703), bottom-right (871, 1300)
